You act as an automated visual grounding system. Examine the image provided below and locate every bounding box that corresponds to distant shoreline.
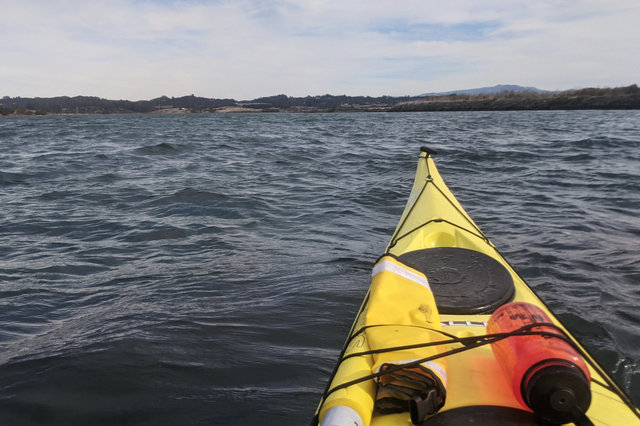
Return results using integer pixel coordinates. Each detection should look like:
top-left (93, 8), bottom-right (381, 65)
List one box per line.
top-left (2, 85), bottom-right (639, 116)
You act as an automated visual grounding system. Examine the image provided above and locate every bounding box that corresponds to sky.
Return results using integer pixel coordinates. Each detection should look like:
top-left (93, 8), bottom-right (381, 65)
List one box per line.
top-left (1, 0), bottom-right (639, 100)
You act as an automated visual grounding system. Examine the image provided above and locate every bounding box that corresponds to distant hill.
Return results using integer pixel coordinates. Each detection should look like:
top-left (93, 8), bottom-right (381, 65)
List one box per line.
top-left (394, 84), bottom-right (640, 112)
top-left (2, 85), bottom-right (639, 115)
top-left (419, 84), bottom-right (551, 97)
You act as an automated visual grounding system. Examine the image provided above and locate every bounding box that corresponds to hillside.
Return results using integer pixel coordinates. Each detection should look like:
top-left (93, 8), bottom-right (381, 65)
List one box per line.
top-left (1, 85), bottom-right (639, 115)
top-left (419, 84), bottom-right (550, 97)
top-left (392, 85), bottom-right (640, 112)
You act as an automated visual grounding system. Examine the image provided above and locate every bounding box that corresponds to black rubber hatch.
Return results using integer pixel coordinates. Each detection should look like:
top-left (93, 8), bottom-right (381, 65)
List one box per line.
top-left (398, 247), bottom-right (514, 315)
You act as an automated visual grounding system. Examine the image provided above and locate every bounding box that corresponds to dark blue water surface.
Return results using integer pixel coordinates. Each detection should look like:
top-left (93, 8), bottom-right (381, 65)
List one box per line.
top-left (1, 111), bottom-right (639, 424)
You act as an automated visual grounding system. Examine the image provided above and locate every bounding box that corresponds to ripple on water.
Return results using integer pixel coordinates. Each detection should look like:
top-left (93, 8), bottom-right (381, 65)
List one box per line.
top-left (0, 111), bottom-right (639, 424)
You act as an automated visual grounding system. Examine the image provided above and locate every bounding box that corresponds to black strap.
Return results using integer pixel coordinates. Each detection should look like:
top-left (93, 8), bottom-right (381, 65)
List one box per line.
top-left (320, 323), bottom-right (570, 401)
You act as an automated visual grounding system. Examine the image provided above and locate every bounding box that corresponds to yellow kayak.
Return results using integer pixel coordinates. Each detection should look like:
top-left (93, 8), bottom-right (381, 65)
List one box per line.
top-left (313, 148), bottom-right (640, 426)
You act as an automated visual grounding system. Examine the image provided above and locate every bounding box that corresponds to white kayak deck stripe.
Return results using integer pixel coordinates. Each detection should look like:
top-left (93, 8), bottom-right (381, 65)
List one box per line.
top-left (441, 320), bottom-right (488, 327)
top-left (372, 259), bottom-right (430, 291)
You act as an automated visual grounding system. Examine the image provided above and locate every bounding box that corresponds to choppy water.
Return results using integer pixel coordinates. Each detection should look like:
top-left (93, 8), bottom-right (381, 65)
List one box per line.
top-left (1, 111), bottom-right (639, 425)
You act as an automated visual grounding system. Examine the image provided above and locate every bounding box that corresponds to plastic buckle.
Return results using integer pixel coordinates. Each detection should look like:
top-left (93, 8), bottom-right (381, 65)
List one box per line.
top-left (410, 388), bottom-right (439, 425)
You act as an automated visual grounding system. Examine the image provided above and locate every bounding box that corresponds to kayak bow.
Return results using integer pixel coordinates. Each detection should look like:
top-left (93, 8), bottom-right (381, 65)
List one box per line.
top-left (314, 148), bottom-right (640, 426)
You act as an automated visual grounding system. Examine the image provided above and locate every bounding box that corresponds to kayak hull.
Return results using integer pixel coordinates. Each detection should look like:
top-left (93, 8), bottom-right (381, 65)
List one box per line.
top-left (314, 149), bottom-right (640, 425)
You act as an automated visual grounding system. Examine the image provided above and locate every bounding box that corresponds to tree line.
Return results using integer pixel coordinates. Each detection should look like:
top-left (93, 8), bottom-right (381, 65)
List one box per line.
top-left (390, 85), bottom-right (640, 111)
top-left (1, 85), bottom-right (638, 115)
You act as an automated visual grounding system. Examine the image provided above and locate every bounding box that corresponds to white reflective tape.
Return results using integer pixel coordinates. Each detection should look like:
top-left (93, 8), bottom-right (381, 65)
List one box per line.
top-left (441, 320), bottom-right (488, 327)
top-left (421, 361), bottom-right (448, 386)
top-left (372, 260), bottom-right (430, 291)
top-left (373, 358), bottom-right (448, 387)
top-left (373, 357), bottom-right (421, 375)
top-left (320, 405), bottom-right (363, 426)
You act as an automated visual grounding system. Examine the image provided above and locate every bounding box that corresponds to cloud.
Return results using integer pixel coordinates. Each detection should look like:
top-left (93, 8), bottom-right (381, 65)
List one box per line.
top-left (1, 0), bottom-right (639, 99)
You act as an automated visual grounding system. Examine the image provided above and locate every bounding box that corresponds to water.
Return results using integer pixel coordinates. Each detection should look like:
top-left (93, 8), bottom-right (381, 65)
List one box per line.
top-left (1, 111), bottom-right (639, 425)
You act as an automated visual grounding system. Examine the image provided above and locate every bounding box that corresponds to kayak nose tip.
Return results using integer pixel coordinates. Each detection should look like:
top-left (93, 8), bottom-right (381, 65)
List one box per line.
top-left (420, 146), bottom-right (438, 156)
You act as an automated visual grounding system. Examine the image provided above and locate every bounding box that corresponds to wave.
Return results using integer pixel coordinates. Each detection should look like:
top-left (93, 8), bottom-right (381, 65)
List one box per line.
top-left (133, 142), bottom-right (184, 155)
top-left (0, 170), bottom-right (31, 185)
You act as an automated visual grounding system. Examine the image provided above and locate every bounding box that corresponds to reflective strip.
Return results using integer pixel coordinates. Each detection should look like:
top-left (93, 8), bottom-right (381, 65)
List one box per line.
top-left (422, 360), bottom-right (448, 386)
top-left (373, 358), bottom-right (448, 386)
top-left (372, 259), bottom-right (430, 291)
top-left (441, 320), bottom-right (488, 327)
top-left (320, 406), bottom-right (363, 426)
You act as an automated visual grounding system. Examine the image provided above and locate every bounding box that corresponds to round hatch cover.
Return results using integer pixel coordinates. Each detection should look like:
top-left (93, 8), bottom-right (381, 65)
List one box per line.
top-left (398, 247), bottom-right (514, 315)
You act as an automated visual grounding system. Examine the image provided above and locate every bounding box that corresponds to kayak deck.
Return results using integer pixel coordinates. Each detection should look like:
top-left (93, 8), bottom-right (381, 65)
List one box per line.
top-left (314, 148), bottom-right (640, 425)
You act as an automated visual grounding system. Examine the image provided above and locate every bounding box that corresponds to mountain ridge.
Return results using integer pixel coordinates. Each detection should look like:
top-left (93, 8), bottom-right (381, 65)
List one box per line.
top-left (419, 84), bottom-right (551, 97)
